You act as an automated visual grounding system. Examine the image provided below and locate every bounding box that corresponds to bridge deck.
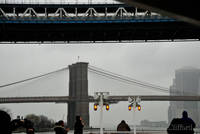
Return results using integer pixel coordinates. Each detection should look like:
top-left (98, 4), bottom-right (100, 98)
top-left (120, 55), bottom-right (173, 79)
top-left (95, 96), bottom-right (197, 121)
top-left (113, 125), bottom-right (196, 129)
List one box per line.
top-left (0, 21), bottom-right (199, 42)
top-left (0, 16), bottom-right (175, 24)
top-left (0, 4), bottom-right (199, 42)
top-left (1, 96), bottom-right (200, 104)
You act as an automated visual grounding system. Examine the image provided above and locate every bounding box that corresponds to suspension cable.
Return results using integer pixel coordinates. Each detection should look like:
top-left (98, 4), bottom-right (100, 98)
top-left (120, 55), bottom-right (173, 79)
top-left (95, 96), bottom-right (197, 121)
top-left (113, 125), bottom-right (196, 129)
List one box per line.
top-left (90, 65), bottom-right (165, 87)
top-left (89, 69), bottom-right (169, 93)
top-left (0, 66), bottom-right (69, 88)
top-left (89, 65), bottom-right (198, 95)
top-left (89, 69), bottom-right (142, 86)
top-left (88, 65), bottom-right (169, 93)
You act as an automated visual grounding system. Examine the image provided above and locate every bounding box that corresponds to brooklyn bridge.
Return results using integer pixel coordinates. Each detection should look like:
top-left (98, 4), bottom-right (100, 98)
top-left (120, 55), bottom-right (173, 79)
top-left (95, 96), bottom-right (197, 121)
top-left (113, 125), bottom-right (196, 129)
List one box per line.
top-left (1, 62), bottom-right (200, 129)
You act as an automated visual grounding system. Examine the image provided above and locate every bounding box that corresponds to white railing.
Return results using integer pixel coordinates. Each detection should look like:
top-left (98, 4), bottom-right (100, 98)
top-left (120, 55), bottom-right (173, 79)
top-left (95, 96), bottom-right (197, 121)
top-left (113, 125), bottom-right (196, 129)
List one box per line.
top-left (0, 7), bottom-right (163, 19)
top-left (81, 129), bottom-right (200, 134)
top-left (82, 130), bottom-right (167, 134)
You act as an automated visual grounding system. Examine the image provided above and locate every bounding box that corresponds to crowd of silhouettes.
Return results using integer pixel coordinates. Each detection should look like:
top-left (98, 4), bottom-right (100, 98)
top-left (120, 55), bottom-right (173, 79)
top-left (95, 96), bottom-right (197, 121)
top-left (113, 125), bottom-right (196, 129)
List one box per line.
top-left (116, 111), bottom-right (196, 134)
top-left (0, 110), bottom-right (35, 134)
top-left (0, 110), bottom-right (84, 134)
top-left (167, 111), bottom-right (196, 134)
top-left (54, 115), bottom-right (84, 134)
top-left (1, 109), bottom-right (196, 134)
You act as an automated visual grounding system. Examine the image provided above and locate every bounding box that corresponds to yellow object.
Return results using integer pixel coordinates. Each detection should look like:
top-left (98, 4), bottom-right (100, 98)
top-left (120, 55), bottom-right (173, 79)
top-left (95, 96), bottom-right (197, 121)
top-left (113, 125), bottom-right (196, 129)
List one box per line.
top-left (94, 104), bottom-right (98, 111)
top-left (138, 105), bottom-right (141, 111)
top-left (106, 104), bottom-right (109, 111)
top-left (128, 105), bottom-right (131, 111)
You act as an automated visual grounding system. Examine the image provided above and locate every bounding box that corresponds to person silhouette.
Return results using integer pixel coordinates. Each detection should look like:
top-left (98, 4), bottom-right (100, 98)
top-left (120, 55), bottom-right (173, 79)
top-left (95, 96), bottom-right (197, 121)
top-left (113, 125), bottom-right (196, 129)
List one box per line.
top-left (167, 118), bottom-right (183, 134)
top-left (74, 116), bottom-right (84, 134)
top-left (54, 120), bottom-right (69, 134)
top-left (167, 111), bottom-right (195, 134)
top-left (0, 110), bottom-right (12, 134)
top-left (0, 110), bottom-right (35, 134)
top-left (181, 111), bottom-right (195, 134)
top-left (117, 120), bottom-right (130, 131)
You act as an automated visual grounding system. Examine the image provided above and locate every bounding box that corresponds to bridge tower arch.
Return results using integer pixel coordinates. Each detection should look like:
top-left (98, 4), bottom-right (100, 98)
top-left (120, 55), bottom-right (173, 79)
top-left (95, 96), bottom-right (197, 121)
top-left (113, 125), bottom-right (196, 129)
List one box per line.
top-left (67, 62), bottom-right (89, 129)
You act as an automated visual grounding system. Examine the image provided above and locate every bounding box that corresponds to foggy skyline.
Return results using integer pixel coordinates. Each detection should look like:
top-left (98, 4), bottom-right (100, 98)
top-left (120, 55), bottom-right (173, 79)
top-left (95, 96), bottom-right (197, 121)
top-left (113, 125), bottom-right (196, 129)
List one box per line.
top-left (0, 41), bottom-right (200, 128)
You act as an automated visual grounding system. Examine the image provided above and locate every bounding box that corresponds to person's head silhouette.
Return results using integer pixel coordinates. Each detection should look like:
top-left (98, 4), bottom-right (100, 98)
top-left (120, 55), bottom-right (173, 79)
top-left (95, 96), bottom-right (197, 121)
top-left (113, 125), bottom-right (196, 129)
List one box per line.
top-left (121, 120), bottom-right (125, 123)
top-left (76, 116), bottom-right (81, 121)
top-left (58, 120), bottom-right (64, 127)
top-left (182, 111), bottom-right (188, 118)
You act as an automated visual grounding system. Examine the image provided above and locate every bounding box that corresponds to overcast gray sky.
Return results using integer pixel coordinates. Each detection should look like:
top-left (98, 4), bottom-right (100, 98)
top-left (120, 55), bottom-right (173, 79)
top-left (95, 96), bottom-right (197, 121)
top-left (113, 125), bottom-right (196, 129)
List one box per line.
top-left (0, 41), bottom-right (200, 129)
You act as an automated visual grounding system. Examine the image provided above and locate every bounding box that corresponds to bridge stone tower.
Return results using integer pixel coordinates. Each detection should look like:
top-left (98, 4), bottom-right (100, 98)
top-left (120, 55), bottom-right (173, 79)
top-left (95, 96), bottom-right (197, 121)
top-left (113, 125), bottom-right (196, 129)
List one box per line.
top-left (67, 62), bottom-right (89, 129)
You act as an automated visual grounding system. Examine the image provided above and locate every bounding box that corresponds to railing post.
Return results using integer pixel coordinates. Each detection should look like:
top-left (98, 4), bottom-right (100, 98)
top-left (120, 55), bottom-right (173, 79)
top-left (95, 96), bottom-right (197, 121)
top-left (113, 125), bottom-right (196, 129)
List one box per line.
top-left (94, 92), bottom-right (110, 134)
top-left (99, 93), bottom-right (104, 134)
top-left (128, 97), bottom-right (141, 134)
top-left (133, 98), bottom-right (136, 134)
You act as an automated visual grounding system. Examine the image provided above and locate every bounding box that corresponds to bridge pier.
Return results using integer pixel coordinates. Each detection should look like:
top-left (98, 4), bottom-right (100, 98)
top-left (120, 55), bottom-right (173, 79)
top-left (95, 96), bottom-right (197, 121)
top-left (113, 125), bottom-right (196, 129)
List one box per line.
top-left (67, 62), bottom-right (89, 129)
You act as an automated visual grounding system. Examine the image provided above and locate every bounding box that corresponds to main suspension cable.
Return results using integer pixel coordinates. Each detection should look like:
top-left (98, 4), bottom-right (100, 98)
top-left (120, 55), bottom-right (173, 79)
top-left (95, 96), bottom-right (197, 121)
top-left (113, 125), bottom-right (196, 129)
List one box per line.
top-left (0, 67), bottom-right (69, 88)
top-left (89, 65), bottom-right (169, 93)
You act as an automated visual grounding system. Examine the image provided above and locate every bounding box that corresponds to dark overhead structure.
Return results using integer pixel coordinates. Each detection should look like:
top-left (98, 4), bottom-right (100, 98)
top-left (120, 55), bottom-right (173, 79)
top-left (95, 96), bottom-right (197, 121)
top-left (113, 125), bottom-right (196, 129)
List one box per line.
top-left (0, 3), bottom-right (199, 42)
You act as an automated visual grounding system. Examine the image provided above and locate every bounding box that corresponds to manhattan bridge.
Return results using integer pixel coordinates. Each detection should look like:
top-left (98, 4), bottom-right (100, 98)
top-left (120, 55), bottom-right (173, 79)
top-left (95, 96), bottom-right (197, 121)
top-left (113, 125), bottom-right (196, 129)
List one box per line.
top-left (0, 0), bottom-right (199, 42)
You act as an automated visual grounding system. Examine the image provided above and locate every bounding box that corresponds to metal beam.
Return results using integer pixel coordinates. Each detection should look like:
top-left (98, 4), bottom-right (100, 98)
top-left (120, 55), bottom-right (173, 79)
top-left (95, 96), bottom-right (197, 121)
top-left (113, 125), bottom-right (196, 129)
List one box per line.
top-left (1, 95), bottom-right (200, 104)
top-left (108, 96), bottom-right (200, 101)
top-left (0, 96), bottom-right (71, 103)
top-left (116, 0), bottom-right (200, 27)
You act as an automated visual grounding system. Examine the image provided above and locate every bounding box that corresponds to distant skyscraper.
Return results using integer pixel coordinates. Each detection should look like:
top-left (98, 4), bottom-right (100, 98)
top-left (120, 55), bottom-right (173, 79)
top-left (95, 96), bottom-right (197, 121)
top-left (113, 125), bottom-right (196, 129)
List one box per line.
top-left (168, 67), bottom-right (200, 126)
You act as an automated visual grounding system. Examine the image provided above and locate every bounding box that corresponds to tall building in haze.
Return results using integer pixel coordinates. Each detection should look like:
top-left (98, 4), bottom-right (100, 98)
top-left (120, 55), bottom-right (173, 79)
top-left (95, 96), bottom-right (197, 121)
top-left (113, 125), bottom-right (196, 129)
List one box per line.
top-left (168, 67), bottom-right (200, 126)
